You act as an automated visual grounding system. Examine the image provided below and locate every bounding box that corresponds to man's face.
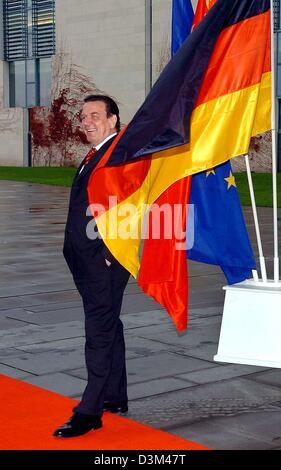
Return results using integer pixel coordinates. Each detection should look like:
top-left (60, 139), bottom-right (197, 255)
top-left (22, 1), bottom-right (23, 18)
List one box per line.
top-left (80, 101), bottom-right (117, 146)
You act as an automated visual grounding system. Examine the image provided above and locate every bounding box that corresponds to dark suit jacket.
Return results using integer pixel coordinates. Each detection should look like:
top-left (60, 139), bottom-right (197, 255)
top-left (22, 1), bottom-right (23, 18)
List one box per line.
top-left (63, 137), bottom-right (116, 275)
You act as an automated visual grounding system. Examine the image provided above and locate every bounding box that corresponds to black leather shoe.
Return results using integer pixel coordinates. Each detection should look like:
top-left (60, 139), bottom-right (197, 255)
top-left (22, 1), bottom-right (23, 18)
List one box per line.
top-left (103, 401), bottom-right (128, 414)
top-left (53, 412), bottom-right (102, 438)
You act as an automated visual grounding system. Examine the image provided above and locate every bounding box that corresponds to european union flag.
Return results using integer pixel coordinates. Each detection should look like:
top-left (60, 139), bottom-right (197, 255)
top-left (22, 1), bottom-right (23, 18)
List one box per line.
top-left (172, 0), bottom-right (194, 55)
top-left (171, 0), bottom-right (256, 284)
top-left (188, 164), bottom-right (256, 284)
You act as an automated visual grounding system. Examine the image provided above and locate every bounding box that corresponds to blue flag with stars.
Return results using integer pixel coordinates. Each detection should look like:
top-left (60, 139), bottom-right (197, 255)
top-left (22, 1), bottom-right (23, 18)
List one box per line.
top-left (171, 0), bottom-right (256, 284)
top-left (188, 164), bottom-right (256, 284)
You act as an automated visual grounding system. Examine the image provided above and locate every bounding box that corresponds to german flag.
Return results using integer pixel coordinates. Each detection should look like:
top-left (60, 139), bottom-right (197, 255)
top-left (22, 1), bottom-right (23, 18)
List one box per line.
top-left (88, 0), bottom-right (271, 331)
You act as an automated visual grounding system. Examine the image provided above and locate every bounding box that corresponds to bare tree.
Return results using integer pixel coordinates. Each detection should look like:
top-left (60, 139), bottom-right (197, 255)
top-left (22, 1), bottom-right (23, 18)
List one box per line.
top-left (31, 47), bottom-right (103, 167)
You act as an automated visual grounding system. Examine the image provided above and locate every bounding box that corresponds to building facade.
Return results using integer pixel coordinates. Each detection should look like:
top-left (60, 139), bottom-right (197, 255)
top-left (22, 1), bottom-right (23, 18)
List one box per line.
top-left (1, 0), bottom-right (197, 166)
top-left (0, 0), bottom-right (272, 170)
top-left (0, 0), bottom-right (55, 165)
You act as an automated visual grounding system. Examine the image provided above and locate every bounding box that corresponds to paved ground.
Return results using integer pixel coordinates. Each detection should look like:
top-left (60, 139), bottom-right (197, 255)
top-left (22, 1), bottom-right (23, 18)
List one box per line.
top-left (1, 180), bottom-right (281, 450)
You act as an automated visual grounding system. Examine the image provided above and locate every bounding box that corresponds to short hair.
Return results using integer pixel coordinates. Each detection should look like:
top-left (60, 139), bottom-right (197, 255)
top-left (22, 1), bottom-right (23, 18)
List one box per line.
top-left (83, 94), bottom-right (121, 132)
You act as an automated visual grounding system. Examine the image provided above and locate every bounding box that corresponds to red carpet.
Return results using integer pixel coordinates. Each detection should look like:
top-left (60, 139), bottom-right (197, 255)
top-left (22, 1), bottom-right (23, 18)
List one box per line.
top-left (0, 374), bottom-right (209, 450)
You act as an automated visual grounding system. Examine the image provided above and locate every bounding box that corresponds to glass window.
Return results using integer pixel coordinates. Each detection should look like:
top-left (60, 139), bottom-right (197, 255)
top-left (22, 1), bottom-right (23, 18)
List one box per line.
top-left (278, 95), bottom-right (281, 130)
top-left (277, 64), bottom-right (281, 98)
top-left (5, 1), bottom-right (55, 108)
top-left (28, 3), bottom-right (34, 58)
top-left (27, 82), bottom-right (36, 107)
top-left (4, 0), bottom-right (55, 61)
top-left (32, 0), bottom-right (56, 58)
top-left (9, 60), bottom-right (26, 107)
top-left (277, 32), bottom-right (281, 65)
top-left (3, 0), bottom-right (28, 61)
top-left (39, 57), bottom-right (52, 106)
top-left (26, 59), bottom-right (39, 106)
top-left (26, 59), bottom-right (35, 82)
top-left (277, 33), bottom-right (281, 98)
top-left (278, 131), bottom-right (281, 172)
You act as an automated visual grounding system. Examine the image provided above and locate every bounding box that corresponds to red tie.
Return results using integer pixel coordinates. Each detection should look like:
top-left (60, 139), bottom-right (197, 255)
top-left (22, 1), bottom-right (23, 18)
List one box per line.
top-left (84, 147), bottom-right (96, 165)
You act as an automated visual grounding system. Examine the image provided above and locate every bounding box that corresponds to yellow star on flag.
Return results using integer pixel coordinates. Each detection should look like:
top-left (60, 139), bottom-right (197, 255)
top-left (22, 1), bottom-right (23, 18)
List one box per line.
top-left (206, 169), bottom-right (216, 177)
top-left (224, 171), bottom-right (236, 189)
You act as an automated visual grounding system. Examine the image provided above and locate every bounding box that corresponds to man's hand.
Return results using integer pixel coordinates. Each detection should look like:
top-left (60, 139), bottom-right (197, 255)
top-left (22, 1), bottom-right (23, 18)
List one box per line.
top-left (105, 259), bottom-right (111, 267)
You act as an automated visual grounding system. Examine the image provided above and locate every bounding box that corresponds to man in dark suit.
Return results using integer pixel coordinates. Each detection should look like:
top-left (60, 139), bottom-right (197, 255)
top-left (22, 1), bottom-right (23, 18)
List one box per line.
top-left (54, 95), bottom-right (130, 438)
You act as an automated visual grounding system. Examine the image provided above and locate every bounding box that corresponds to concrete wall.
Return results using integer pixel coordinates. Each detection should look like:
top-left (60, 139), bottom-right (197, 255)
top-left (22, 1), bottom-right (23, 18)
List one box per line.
top-left (56, 0), bottom-right (147, 123)
top-left (152, 0), bottom-right (197, 83)
top-left (152, 0), bottom-right (172, 83)
top-left (55, 0), bottom-right (196, 122)
top-left (0, 108), bottom-right (24, 166)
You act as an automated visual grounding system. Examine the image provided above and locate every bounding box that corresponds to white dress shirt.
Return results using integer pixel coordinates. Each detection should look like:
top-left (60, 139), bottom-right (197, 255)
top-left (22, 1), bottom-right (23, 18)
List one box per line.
top-left (79, 132), bottom-right (117, 174)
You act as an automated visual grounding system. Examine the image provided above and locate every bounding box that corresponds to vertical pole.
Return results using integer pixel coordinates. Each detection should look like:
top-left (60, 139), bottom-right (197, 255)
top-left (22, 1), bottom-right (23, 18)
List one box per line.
top-left (270, 0), bottom-right (280, 282)
top-left (245, 155), bottom-right (268, 282)
top-left (145, 0), bottom-right (152, 96)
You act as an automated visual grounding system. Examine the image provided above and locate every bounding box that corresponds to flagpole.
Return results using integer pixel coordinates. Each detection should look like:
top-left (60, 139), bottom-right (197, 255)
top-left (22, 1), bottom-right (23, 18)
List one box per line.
top-left (245, 154), bottom-right (268, 282)
top-left (270, 0), bottom-right (280, 282)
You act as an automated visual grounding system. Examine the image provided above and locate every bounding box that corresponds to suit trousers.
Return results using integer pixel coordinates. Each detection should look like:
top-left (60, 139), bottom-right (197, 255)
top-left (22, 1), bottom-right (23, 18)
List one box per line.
top-left (72, 249), bottom-right (130, 416)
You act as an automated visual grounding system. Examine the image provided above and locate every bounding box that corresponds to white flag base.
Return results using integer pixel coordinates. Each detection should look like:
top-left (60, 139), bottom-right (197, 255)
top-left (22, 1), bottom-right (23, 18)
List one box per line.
top-left (214, 279), bottom-right (281, 368)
